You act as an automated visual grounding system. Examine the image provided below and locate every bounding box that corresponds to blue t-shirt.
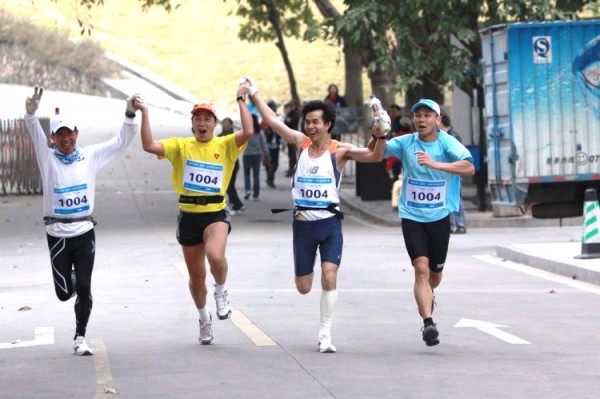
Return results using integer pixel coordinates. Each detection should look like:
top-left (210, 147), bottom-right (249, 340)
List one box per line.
top-left (385, 130), bottom-right (473, 223)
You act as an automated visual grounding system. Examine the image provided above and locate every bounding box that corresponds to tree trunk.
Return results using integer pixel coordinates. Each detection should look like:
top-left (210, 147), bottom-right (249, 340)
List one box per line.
top-left (313, 0), bottom-right (364, 108)
top-left (312, 0), bottom-right (338, 17)
top-left (405, 79), bottom-right (444, 109)
top-left (364, 66), bottom-right (395, 141)
top-left (367, 67), bottom-right (396, 108)
top-left (403, 8), bottom-right (445, 109)
top-left (454, 0), bottom-right (481, 101)
top-left (343, 49), bottom-right (364, 109)
top-left (265, 0), bottom-right (300, 104)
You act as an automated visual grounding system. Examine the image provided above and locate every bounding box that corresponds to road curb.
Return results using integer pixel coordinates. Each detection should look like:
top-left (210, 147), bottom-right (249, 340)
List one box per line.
top-left (497, 243), bottom-right (600, 285)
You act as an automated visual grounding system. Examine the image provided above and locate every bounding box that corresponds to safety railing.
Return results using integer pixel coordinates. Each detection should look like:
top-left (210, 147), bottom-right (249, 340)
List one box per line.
top-left (0, 118), bottom-right (45, 195)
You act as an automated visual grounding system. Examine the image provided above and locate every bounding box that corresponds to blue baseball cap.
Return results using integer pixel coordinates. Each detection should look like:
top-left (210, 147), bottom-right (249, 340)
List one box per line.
top-left (411, 99), bottom-right (441, 115)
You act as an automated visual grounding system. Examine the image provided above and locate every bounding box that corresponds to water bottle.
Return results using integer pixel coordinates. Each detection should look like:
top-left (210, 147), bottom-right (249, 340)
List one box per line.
top-left (370, 95), bottom-right (391, 133)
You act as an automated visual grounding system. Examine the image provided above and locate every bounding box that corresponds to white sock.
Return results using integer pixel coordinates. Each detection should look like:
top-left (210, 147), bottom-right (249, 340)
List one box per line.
top-left (198, 306), bottom-right (210, 323)
top-left (214, 283), bottom-right (226, 295)
top-left (319, 289), bottom-right (338, 337)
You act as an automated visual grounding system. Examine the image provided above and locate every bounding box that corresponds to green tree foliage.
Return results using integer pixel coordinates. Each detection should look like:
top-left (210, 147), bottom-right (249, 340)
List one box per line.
top-left (232, 0), bottom-right (320, 103)
top-left (326, 0), bottom-right (596, 102)
top-left (235, 0), bottom-right (319, 43)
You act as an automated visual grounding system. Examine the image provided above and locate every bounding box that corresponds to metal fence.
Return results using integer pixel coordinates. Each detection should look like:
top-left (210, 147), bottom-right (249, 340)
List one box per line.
top-left (339, 131), bottom-right (365, 184)
top-left (0, 118), bottom-right (45, 195)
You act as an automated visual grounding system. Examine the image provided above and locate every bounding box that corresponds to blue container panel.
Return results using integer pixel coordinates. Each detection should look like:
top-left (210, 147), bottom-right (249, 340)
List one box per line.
top-left (507, 21), bottom-right (600, 180)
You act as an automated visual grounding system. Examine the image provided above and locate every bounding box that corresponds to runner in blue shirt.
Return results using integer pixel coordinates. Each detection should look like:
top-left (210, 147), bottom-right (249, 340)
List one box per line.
top-left (383, 99), bottom-right (474, 346)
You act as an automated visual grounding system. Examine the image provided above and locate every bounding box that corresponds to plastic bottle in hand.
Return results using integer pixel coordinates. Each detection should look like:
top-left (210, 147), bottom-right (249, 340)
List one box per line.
top-left (370, 94), bottom-right (391, 133)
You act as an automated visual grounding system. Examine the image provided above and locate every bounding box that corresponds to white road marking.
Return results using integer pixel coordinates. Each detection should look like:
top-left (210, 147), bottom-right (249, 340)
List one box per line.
top-left (455, 318), bottom-right (531, 345)
top-left (475, 253), bottom-right (600, 295)
top-left (0, 327), bottom-right (54, 349)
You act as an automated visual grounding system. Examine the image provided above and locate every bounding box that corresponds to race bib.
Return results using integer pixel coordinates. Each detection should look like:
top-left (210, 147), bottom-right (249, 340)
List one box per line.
top-left (53, 183), bottom-right (90, 215)
top-left (183, 159), bottom-right (224, 193)
top-left (405, 178), bottom-right (446, 209)
top-left (293, 176), bottom-right (332, 208)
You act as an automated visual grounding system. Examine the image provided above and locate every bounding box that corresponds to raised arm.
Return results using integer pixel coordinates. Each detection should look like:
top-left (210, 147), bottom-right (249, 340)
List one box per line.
top-left (343, 123), bottom-right (387, 163)
top-left (240, 77), bottom-right (305, 148)
top-left (87, 95), bottom-right (141, 168)
top-left (111, 94), bottom-right (142, 151)
top-left (234, 80), bottom-right (254, 148)
top-left (136, 99), bottom-right (164, 156)
top-left (23, 86), bottom-right (52, 156)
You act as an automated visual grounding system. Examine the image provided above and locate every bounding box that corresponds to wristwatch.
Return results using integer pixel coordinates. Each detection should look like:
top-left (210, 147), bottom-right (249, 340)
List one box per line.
top-left (236, 95), bottom-right (246, 102)
top-left (371, 134), bottom-right (387, 140)
top-left (125, 111), bottom-right (136, 118)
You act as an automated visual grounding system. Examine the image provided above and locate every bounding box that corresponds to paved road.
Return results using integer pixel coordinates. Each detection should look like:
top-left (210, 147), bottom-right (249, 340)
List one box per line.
top-left (2, 99), bottom-right (600, 398)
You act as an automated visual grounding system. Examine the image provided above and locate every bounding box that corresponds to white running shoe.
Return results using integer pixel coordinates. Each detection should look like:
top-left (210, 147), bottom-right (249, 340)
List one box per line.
top-left (214, 289), bottom-right (232, 320)
top-left (73, 336), bottom-right (94, 356)
top-left (199, 314), bottom-right (214, 345)
top-left (318, 335), bottom-right (337, 353)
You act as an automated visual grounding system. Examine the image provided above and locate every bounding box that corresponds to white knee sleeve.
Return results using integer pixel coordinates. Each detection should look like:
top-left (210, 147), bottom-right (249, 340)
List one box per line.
top-left (320, 289), bottom-right (338, 326)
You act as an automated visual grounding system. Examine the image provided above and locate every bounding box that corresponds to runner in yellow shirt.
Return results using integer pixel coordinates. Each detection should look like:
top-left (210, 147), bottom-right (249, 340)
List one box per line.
top-left (138, 80), bottom-right (254, 345)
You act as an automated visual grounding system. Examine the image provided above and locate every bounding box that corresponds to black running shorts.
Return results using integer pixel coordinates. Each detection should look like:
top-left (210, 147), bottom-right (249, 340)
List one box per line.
top-left (176, 210), bottom-right (231, 246)
top-left (401, 216), bottom-right (450, 272)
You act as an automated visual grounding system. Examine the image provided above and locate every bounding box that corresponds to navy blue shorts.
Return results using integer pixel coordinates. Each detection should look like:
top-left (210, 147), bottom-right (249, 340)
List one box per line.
top-left (401, 216), bottom-right (450, 272)
top-left (176, 210), bottom-right (231, 246)
top-left (292, 216), bottom-right (343, 277)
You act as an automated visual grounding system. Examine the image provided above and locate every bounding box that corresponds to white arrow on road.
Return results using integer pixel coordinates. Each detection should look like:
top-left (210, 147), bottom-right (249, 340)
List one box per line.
top-left (0, 327), bottom-right (55, 349)
top-left (454, 318), bottom-right (530, 345)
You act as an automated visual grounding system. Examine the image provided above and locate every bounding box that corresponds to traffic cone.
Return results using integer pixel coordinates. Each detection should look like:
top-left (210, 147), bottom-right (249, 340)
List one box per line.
top-left (575, 188), bottom-right (600, 259)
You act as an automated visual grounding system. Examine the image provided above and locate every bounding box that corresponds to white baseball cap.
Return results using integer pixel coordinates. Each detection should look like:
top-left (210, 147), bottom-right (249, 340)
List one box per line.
top-left (50, 118), bottom-right (77, 134)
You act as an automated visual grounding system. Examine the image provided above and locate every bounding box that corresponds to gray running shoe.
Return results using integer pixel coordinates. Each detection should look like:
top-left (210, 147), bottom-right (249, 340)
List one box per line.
top-left (214, 289), bottom-right (232, 320)
top-left (199, 314), bottom-right (214, 345)
top-left (422, 323), bottom-right (440, 346)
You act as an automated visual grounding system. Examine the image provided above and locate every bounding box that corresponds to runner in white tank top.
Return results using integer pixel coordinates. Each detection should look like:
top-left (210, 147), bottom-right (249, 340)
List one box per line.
top-left (240, 77), bottom-right (388, 353)
top-left (292, 137), bottom-right (341, 221)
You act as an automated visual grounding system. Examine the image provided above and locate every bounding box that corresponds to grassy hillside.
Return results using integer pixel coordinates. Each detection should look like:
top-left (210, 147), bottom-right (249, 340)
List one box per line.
top-left (3, 0), bottom-right (353, 112)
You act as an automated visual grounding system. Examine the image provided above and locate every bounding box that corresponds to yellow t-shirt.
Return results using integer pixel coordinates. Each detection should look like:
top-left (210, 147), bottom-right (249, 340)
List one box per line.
top-left (160, 134), bottom-right (247, 213)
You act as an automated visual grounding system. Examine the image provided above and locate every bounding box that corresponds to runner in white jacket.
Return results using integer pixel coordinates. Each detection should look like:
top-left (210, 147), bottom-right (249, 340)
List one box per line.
top-left (23, 87), bottom-right (140, 356)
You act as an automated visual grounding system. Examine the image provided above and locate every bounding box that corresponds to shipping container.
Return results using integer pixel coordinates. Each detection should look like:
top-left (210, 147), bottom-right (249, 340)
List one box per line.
top-left (481, 20), bottom-right (600, 218)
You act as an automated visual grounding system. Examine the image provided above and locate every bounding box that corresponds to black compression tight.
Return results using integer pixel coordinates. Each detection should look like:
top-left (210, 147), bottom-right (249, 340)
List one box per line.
top-left (47, 229), bottom-right (95, 337)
